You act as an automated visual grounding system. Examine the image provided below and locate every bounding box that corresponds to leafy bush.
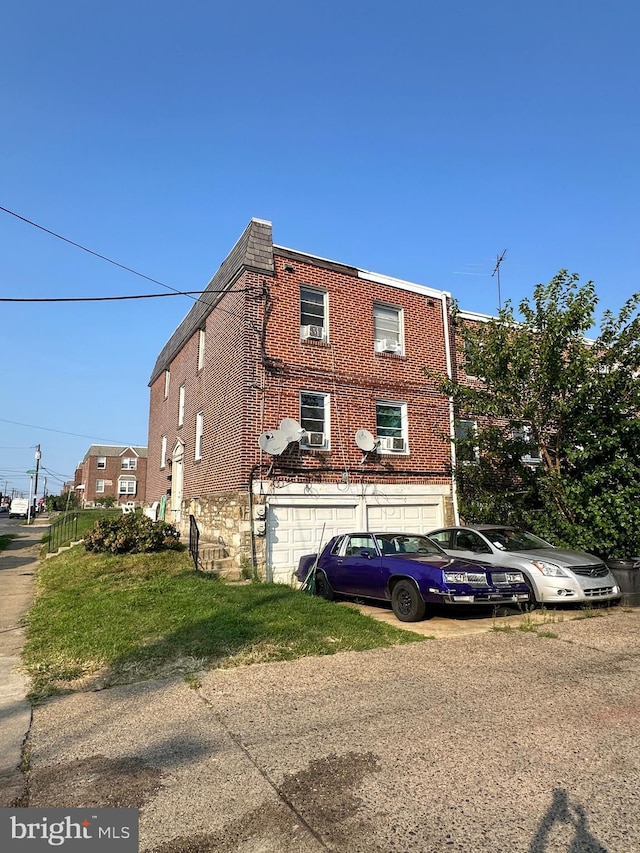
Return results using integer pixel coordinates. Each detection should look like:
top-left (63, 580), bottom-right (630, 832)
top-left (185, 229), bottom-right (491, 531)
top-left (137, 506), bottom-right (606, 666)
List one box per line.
top-left (84, 513), bottom-right (183, 554)
top-left (94, 495), bottom-right (116, 508)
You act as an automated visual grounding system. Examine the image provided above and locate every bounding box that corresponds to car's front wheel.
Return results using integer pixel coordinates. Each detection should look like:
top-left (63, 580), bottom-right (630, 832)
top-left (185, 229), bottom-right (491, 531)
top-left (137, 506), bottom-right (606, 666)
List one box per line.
top-left (391, 580), bottom-right (426, 622)
top-left (523, 577), bottom-right (539, 609)
top-left (315, 569), bottom-right (335, 601)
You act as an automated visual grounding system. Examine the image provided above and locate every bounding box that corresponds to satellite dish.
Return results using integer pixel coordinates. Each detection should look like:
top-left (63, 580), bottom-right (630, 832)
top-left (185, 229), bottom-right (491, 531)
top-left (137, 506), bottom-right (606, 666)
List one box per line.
top-left (258, 431), bottom-right (274, 451)
top-left (279, 418), bottom-right (304, 443)
top-left (258, 429), bottom-right (289, 455)
top-left (355, 429), bottom-right (377, 452)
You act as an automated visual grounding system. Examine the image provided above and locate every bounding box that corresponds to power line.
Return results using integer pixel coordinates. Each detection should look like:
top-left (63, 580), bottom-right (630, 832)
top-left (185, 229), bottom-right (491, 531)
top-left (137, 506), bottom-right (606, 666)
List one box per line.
top-left (0, 292), bottom-right (203, 303)
top-left (0, 203), bottom-right (199, 300)
top-left (0, 417), bottom-right (138, 443)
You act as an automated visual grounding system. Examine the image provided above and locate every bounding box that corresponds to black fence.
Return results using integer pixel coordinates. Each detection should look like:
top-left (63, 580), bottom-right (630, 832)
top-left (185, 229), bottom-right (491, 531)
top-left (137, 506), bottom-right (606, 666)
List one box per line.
top-left (47, 513), bottom-right (79, 554)
top-left (189, 514), bottom-right (200, 571)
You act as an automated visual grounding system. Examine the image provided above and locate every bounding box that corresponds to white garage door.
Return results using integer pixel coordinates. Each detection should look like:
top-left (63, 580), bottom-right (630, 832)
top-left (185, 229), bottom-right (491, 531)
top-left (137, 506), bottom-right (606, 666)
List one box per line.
top-left (366, 502), bottom-right (442, 534)
top-left (266, 504), bottom-right (357, 583)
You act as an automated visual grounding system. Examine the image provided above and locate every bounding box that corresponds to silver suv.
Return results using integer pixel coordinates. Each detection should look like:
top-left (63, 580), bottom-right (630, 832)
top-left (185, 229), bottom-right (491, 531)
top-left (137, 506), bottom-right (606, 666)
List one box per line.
top-left (427, 525), bottom-right (621, 606)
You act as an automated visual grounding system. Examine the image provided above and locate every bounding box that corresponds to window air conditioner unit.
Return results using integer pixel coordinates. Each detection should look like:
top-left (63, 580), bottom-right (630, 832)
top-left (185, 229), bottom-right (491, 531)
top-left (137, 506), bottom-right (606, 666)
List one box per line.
top-left (375, 338), bottom-right (400, 354)
top-left (301, 324), bottom-right (325, 341)
top-left (302, 431), bottom-right (325, 448)
top-left (377, 436), bottom-right (406, 452)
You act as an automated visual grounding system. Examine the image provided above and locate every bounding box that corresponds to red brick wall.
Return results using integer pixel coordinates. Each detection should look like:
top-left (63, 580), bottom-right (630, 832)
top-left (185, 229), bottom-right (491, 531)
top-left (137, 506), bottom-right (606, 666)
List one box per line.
top-left (254, 254), bottom-right (453, 482)
top-left (147, 254), bottom-right (457, 504)
top-left (146, 272), bottom-right (263, 501)
top-left (79, 452), bottom-right (147, 504)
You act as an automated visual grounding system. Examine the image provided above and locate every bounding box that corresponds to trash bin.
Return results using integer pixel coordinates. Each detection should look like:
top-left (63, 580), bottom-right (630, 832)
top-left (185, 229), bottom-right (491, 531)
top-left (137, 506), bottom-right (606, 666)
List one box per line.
top-left (606, 558), bottom-right (640, 606)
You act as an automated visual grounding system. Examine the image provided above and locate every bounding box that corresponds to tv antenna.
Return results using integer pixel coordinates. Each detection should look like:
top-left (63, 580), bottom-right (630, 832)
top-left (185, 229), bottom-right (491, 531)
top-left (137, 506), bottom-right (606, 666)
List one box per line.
top-left (492, 249), bottom-right (507, 310)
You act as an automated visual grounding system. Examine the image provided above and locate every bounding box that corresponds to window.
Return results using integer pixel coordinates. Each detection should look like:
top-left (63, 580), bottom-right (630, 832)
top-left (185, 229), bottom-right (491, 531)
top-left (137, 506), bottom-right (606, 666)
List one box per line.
top-left (96, 456), bottom-right (106, 469)
top-left (164, 369), bottom-right (170, 399)
top-left (95, 479), bottom-right (105, 494)
top-left (178, 384), bottom-right (185, 427)
top-left (454, 530), bottom-right (491, 554)
top-left (455, 419), bottom-right (479, 463)
top-left (195, 411), bottom-right (204, 460)
top-left (376, 401), bottom-right (408, 452)
top-left (300, 391), bottom-right (330, 449)
top-left (463, 339), bottom-right (483, 378)
top-left (118, 478), bottom-right (137, 495)
top-left (121, 457), bottom-right (137, 470)
top-left (512, 425), bottom-right (541, 464)
top-left (344, 534), bottom-right (377, 557)
top-left (197, 328), bottom-right (205, 371)
top-left (300, 286), bottom-right (327, 341)
top-left (373, 303), bottom-right (403, 354)
top-left (160, 435), bottom-right (167, 469)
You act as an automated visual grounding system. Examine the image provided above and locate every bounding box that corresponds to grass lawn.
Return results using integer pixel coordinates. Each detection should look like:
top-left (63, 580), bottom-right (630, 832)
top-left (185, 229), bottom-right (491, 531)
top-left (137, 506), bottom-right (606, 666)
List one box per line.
top-left (0, 533), bottom-right (15, 551)
top-left (23, 545), bottom-right (425, 701)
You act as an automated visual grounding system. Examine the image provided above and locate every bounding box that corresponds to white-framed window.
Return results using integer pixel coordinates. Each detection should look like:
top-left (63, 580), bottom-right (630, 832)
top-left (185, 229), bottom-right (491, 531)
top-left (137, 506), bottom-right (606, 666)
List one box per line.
top-left (164, 369), bottom-right (170, 399)
top-left (300, 391), bottom-right (330, 449)
top-left (96, 456), bottom-right (106, 469)
top-left (376, 400), bottom-right (408, 453)
top-left (160, 435), bottom-right (167, 469)
top-left (195, 411), bottom-right (204, 460)
top-left (95, 479), bottom-right (105, 494)
top-left (197, 328), bottom-right (205, 371)
top-left (455, 418), bottom-right (479, 463)
top-left (512, 425), bottom-right (541, 464)
top-left (121, 457), bottom-right (137, 470)
top-left (178, 384), bottom-right (185, 427)
top-left (300, 286), bottom-right (328, 342)
top-left (373, 303), bottom-right (403, 355)
top-left (118, 478), bottom-right (137, 495)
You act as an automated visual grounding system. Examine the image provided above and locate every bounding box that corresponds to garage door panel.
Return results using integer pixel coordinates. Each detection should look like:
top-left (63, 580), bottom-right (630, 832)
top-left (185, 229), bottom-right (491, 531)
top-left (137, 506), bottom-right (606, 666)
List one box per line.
top-left (366, 502), bottom-right (442, 533)
top-left (267, 504), bottom-right (357, 583)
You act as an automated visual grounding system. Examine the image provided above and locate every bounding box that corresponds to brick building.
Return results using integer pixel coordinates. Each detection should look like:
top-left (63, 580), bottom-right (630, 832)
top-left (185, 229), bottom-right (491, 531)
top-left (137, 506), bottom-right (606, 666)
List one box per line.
top-left (75, 445), bottom-right (148, 507)
top-left (147, 219), bottom-right (462, 582)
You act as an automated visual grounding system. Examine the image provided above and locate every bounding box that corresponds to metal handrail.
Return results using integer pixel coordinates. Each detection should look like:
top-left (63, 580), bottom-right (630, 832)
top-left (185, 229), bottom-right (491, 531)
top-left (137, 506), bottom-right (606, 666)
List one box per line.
top-left (189, 514), bottom-right (200, 571)
top-left (47, 513), bottom-right (79, 554)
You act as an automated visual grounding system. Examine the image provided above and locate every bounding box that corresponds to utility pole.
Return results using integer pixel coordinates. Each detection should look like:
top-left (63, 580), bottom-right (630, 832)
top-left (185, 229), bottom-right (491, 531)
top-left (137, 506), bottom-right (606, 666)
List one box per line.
top-left (33, 444), bottom-right (41, 516)
top-left (492, 249), bottom-right (507, 311)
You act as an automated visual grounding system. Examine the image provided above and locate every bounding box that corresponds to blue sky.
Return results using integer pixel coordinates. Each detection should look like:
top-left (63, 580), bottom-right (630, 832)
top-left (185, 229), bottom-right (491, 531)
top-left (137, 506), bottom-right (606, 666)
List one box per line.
top-left (1, 0), bottom-right (639, 497)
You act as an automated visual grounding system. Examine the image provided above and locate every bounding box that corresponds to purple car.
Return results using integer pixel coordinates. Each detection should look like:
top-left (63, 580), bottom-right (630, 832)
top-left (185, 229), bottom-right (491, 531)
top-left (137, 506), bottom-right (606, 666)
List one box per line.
top-left (296, 532), bottom-right (530, 622)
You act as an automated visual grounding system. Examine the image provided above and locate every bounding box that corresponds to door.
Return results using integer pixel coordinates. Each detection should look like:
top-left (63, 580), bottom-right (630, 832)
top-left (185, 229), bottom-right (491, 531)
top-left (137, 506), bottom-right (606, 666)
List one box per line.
top-left (171, 444), bottom-right (184, 524)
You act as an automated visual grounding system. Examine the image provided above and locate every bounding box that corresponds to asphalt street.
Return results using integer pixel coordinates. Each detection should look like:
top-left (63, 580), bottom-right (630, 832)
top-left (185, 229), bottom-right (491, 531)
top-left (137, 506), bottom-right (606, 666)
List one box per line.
top-left (1, 520), bottom-right (639, 852)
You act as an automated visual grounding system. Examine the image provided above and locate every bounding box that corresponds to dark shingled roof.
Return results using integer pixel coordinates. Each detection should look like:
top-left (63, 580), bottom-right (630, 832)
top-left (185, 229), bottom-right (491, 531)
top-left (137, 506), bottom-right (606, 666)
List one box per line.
top-left (148, 219), bottom-right (274, 385)
top-left (82, 445), bottom-right (148, 461)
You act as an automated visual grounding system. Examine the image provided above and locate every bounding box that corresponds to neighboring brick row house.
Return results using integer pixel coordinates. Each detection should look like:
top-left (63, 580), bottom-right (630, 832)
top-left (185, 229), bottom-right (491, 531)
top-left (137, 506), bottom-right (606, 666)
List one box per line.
top-left (147, 218), bottom-right (468, 582)
top-left (75, 445), bottom-right (148, 507)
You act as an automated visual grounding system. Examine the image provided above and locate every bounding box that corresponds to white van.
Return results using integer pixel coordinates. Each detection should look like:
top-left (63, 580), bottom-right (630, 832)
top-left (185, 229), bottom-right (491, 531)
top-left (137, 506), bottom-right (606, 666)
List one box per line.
top-left (9, 498), bottom-right (30, 519)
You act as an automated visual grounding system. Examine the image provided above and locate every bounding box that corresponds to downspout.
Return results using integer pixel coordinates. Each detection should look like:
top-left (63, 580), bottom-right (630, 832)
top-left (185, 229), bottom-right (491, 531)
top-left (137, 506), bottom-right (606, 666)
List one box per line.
top-left (440, 292), bottom-right (460, 525)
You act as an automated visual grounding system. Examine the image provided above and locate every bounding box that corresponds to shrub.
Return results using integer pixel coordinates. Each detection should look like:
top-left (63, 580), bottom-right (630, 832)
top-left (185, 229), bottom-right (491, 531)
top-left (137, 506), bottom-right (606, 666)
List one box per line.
top-left (84, 513), bottom-right (183, 554)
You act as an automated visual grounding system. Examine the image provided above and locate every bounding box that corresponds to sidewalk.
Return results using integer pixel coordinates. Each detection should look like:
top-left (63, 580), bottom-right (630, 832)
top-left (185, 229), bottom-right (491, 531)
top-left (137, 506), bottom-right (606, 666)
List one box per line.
top-left (0, 522), bottom-right (46, 806)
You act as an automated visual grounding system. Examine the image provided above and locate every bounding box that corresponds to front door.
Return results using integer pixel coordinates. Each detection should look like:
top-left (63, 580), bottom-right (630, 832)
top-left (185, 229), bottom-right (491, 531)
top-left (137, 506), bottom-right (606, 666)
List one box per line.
top-left (171, 445), bottom-right (184, 524)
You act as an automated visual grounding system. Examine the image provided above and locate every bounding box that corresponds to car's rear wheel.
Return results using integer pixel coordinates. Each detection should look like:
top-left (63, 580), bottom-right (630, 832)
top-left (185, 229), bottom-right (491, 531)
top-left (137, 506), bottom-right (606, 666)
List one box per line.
top-left (391, 580), bottom-right (426, 622)
top-left (315, 570), bottom-right (335, 601)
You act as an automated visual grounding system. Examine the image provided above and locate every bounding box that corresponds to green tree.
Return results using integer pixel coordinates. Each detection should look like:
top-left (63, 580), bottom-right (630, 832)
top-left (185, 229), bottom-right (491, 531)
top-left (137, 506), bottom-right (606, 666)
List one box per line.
top-left (439, 271), bottom-right (640, 559)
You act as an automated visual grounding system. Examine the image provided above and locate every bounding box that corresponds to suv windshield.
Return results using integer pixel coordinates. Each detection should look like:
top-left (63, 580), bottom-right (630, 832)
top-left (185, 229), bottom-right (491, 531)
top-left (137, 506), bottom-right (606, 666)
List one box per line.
top-left (483, 528), bottom-right (552, 552)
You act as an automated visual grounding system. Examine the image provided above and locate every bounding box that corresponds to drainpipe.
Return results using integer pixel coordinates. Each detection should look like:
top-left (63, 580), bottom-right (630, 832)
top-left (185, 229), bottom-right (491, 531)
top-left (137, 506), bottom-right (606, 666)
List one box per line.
top-left (440, 292), bottom-right (460, 525)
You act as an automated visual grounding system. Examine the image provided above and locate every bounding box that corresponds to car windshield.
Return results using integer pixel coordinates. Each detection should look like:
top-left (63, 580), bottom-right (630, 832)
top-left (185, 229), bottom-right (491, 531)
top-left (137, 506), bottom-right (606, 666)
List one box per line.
top-left (374, 534), bottom-right (445, 556)
top-left (482, 528), bottom-right (553, 552)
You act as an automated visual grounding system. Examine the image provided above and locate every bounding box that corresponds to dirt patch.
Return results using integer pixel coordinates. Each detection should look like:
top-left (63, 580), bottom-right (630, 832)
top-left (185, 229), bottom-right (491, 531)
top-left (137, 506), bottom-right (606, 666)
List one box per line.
top-left (28, 755), bottom-right (163, 808)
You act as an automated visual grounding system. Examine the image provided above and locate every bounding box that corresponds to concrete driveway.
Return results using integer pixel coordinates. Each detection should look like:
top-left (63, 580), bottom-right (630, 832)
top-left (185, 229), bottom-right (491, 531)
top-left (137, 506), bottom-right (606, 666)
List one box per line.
top-left (22, 607), bottom-right (640, 852)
